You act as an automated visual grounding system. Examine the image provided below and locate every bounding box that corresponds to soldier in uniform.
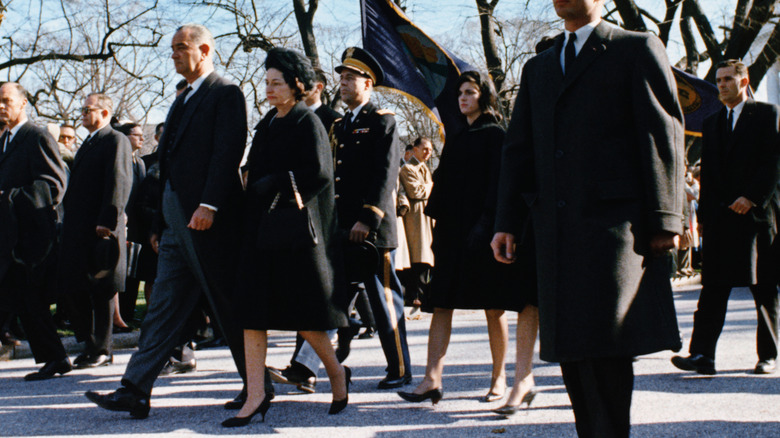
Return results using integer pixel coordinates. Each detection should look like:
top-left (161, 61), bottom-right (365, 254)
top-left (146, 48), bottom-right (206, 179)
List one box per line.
top-left (331, 47), bottom-right (412, 389)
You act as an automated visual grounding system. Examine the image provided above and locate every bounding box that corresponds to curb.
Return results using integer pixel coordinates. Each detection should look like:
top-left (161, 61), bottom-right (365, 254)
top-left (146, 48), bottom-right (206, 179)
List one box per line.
top-left (0, 331), bottom-right (141, 361)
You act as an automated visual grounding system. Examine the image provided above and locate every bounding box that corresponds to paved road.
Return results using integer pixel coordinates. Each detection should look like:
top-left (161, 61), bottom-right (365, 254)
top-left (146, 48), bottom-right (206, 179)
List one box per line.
top-left (1, 285), bottom-right (778, 437)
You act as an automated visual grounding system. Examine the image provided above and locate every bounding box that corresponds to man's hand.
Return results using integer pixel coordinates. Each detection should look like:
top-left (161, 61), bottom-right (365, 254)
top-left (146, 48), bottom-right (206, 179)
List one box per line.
top-left (491, 232), bottom-right (516, 264)
top-left (728, 196), bottom-right (754, 215)
top-left (149, 234), bottom-right (160, 254)
top-left (188, 206), bottom-right (215, 231)
top-left (349, 221), bottom-right (371, 243)
top-left (95, 226), bottom-right (111, 238)
top-left (649, 231), bottom-right (677, 256)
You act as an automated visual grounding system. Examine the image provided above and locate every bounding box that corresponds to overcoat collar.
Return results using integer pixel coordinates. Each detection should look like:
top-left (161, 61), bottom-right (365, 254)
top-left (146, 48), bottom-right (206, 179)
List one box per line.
top-left (168, 71), bottom-right (219, 155)
top-left (72, 124), bottom-right (111, 171)
top-left (543, 21), bottom-right (612, 97)
top-left (0, 122), bottom-right (32, 167)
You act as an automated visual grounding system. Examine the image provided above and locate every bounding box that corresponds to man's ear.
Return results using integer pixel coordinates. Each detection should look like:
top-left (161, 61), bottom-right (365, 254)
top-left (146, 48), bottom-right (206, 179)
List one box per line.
top-left (199, 43), bottom-right (211, 59)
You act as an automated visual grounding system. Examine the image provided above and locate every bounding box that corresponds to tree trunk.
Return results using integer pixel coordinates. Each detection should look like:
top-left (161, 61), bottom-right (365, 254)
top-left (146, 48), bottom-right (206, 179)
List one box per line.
top-left (293, 0), bottom-right (320, 68)
top-left (680, 16), bottom-right (698, 74)
top-left (682, 0), bottom-right (722, 81)
top-left (613, 0), bottom-right (647, 32)
top-left (475, 0), bottom-right (505, 93)
top-left (658, 0), bottom-right (682, 46)
top-left (748, 20), bottom-right (780, 90)
top-left (724, 0), bottom-right (774, 61)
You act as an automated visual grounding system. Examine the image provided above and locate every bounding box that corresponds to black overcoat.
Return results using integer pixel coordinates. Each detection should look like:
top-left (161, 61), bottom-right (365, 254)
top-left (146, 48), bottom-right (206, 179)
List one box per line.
top-left (698, 100), bottom-right (780, 286)
top-left (0, 122), bottom-right (67, 303)
top-left (495, 22), bottom-right (685, 362)
top-left (59, 125), bottom-right (132, 292)
top-left (237, 102), bottom-right (347, 330)
top-left (425, 114), bottom-right (534, 311)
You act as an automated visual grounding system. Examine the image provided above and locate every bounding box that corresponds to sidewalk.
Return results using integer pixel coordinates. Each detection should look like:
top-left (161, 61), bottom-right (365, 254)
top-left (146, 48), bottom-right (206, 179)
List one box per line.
top-left (0, 285), bottom-right (777, 437)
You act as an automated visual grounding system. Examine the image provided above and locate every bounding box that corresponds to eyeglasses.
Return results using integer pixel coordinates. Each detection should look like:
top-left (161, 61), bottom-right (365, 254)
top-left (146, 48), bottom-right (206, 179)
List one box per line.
top-left (80, 107), bottom-right (100, 114)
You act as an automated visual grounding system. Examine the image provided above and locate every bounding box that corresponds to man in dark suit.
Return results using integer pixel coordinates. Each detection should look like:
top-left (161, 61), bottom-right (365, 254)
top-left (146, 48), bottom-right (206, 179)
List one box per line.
top-left (59, 92), bottom-right (133, 370)
top-left (85, 23), bottom-right (253, 419)
top-left (0, 82), bottom-right (70, 380)
top-left (267, 67), bottom-right (343, 393)
top-left (491, 1), bottom-right (684, 436)
top-left (672, 59), bottom-right (780, 376)
top-left (330, 47), bottom-right (412, 389)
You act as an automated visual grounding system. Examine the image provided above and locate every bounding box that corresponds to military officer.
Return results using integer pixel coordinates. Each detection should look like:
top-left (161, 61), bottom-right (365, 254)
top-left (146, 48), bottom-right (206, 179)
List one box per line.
top-left (331, 47), bottom-right (412, 389)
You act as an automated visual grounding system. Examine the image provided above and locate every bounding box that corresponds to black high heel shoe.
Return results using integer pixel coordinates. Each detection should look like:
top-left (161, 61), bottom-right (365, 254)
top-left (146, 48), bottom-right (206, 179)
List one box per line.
top-left (329, 366), bottom-right (351, 415)
top-left (397, 388), bottom-right (444, 405)
top-left (492, 387), bottom-right (538, 416)
top-left (221, 395), bottom-right (271, 427)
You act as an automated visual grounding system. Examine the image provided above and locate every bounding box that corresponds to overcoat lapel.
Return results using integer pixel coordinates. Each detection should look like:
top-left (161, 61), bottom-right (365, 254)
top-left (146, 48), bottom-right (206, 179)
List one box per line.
top-left (72, 126), bottom-right (107, 171)
top-left (169, 72), bottom-right (217, 156)
top-left (0, 124), bottom-right (28, 167)
top-left (559, 22), bottom-right (610, 96)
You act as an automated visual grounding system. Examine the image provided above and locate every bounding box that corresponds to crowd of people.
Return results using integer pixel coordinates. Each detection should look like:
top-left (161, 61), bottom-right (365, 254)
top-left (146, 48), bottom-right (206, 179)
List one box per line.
top-left (0, 0), bottom-right (778, 436)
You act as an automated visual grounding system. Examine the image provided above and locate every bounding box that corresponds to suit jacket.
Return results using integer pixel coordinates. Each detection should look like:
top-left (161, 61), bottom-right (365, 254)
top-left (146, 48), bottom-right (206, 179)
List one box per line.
top-left (156, 71), bottom-right (247, 285)
top-left (0, 123), bottom-right (66, 300)
top-left (699, 99), bottom-right (780, 286)
top-left (399, 156), bottom-right (434, 265)
top-left (495, 21), bottom-right (685, 362)
top-left (331, 100), bottom-right (400, 248)
top-left (314, 104), bottom-right (342, 132)
top-left (60, 124), bottom-right (133, 292)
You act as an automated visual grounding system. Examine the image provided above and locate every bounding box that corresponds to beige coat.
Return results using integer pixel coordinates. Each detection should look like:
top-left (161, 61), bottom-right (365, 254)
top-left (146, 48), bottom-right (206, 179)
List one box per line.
top-left (400, 157), bottom-right (434, 266)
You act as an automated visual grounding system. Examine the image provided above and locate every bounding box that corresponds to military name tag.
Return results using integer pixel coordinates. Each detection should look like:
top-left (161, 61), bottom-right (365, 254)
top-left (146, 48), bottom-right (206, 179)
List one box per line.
top-left (352, 128), bottom-right (370, 134)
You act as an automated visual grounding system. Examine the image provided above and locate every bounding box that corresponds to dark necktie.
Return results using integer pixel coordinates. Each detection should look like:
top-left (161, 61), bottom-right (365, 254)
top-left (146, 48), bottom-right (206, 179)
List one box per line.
top-left (726, 109), bottom-right (733, 134)
top-left (343, 110), bottom-right (353, 132)
top-left (0, 130), bottom-right (9, 156)
top-left (564, 32), bottom-right (577, 75)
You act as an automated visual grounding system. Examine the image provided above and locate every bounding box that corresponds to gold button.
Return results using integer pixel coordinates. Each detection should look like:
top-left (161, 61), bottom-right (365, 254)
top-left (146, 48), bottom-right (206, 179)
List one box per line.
top-left (335, 177), bottom-right (341, 182)
top-left (339, 144), bottom-right (344, 148)
top-left (337, 160), bottom-right (342, 164)
top-left (335, 194), bottom-right (340, 199)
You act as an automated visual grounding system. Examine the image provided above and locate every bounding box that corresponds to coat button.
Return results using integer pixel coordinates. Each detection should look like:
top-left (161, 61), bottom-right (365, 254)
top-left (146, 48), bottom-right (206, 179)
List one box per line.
top-left (555, 150), bottom-right (564, 158)
top-left (557, 200), bottom-right (566, 208)
top-left (337, 160), bottom-right (342, 164)
top-left (335, 177), bottom-right (341, 182)
top-left (339, 144), bottom-right (344, 148)
top-left (335, 194), bottom-right (340, 199)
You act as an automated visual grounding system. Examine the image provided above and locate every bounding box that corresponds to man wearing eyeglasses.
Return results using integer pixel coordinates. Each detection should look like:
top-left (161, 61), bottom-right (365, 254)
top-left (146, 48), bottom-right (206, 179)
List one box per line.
top-left (58, 93), bottom-right (132, 370)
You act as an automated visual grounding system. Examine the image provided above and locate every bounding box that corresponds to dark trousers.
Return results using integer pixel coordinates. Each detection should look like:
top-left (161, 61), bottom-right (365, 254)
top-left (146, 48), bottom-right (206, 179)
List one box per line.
top-left (0, 264), bottom-right (66, 363)
top-left (63, 281), bottom-right (115, 357)
top-left (560, 357), bottom-right (634, 438)
top-left (689, 283), bottom-right (779, 361)
top-left (122, 186), bottom-right (247, 395)
top-left (121, 277), bottom-right (141, 324)
top-left (361, 249), bottom-right (411, 378)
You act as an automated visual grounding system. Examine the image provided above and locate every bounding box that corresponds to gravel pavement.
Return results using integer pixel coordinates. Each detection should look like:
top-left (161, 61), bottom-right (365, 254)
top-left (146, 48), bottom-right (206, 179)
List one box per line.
top-left (0, 284), bottom-right (778, 437)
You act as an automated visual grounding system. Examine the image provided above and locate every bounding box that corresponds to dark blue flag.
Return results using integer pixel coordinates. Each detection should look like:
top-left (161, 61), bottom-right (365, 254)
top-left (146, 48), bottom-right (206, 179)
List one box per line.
top-left (672, 67), bottom-right (722, 136)
top-left (361, 0), bottom-right (475, 137)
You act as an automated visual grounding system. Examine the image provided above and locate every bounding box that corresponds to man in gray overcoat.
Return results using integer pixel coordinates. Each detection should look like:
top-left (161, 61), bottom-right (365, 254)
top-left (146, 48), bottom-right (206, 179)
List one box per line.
top-left (491, 0), bottom-right (684, 436)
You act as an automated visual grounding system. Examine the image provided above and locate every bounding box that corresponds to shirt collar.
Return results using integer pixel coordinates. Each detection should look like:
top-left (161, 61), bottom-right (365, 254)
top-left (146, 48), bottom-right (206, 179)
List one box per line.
top-left (7, 119), bottom-right (27, 143)
top-left (346, 102), bottom-right (366, 122)
top-left (729, 99), bottom-right (747, 123)
top-left (307, 101), bottom-right (322, 111)
top-left (565, 18), bottom-right (601, 56)
top-left (185, 69), bottom-right (213, 102)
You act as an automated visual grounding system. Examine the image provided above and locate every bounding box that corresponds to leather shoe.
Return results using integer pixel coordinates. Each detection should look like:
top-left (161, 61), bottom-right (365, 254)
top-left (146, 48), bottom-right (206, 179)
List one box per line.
top-left (267, 366), bottom-right (316, 393)
top-left (754, 359), bottom-right (776, 375)
top-left (0, 331), bottom-right (21, 347)
top-left (75, 353), bottom-right (113, 369)
top-left (378, 373), bottom-right (412, 389)
top-left (85, 387), bottom-right (150, 419)
top-left (671, 354), bottom-right (716, 375)
top-left (24, 358), bottom-right (72, 381)
top-left (159, 358), bottom-right (196, 375)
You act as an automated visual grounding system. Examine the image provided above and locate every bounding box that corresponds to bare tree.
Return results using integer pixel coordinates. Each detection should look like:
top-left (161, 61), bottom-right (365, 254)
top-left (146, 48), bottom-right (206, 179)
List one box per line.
top-left (293, 0), bottom-right (321, 67)
top-left (476, 0), bottom-right (505, 93)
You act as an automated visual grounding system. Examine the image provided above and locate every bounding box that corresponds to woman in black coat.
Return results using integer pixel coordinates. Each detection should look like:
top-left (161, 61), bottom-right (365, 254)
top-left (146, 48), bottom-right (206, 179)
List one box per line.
top-left (398, 72), bottom-right (538, 414)
top-left (223, 48), bottom-right (349, 427)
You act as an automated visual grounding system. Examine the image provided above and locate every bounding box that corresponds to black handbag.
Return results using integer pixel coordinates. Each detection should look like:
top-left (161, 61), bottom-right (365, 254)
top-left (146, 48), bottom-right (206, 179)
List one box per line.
top-left (256, 171), bottom-right (318, 250)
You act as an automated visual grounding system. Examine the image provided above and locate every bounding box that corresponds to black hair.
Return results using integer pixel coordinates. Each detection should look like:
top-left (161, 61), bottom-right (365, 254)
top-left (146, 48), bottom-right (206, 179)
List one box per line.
top-left (456, 71), bottom-right (501, 121)
top-left (155, 122), bottom-right (164, 137)
top-left (264, 47), bottom-right (315, 101)
top-left (116, 122), bottom-right (140, 136)
top-left (413, 137), bottom-right (431, 148)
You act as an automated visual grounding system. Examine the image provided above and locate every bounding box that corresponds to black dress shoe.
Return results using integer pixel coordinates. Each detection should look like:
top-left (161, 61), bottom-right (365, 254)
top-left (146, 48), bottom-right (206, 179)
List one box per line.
top-left (398, 388), bottom-right (443, 405)
top-left (268, 366), bottom-right (317, 393)
top-left (358, 327), bottom-right (375, 339)
top-left (76, 354), bottom-right (113, 369)
top-left (159, 358), bottom-right (197, 375)
top-left (493, 388), bottom-right (538, 416)
top-left (671, 354), bottom-right (716, 375)
top-left (73, 353), bottom-right (90, 367)
top-left (85, 387), bottom-right (150, 419)
top-left (754, 359), bottom-right (776, 374)
top-left (378, 373), bottom-right (412, 389)
top-left (24, 359), bottom-right (72, 381)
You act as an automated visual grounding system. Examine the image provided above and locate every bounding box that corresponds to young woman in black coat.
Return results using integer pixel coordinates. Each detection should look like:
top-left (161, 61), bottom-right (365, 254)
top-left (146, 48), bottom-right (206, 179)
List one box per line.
top-left (222, 48), bottom-right (349, 427)
top-left (398, 71), bottom-right (538, 414)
